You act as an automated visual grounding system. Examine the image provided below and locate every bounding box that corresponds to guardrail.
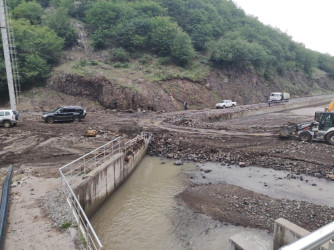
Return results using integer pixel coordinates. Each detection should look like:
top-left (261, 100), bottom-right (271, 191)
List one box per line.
top-left (124, 132), bottom-right (152, 152)
top-left (279, 221), bottom-right (334, 250)
top-left (60, 171), bottom-right (103, 250)
top-left (0, 165), bottom-right (13, 250)
top-left (60, 137), bottom-right (122, 189)
top-left (59, 132), bottom-right (152, 250)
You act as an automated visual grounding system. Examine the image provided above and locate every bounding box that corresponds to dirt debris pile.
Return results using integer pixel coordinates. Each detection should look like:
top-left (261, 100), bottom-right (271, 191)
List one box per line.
top-left (178, 183), bottom-right (334, 233)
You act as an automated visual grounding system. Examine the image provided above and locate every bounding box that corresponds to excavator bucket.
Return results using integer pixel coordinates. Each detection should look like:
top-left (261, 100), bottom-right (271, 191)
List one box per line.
top-left (279, 126), bottom-right (290, 137)
top-left (279, 123), bottom-right (297, 138)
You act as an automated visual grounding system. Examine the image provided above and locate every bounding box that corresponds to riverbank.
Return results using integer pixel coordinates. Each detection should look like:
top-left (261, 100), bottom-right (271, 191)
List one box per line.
top-left (177, 163), bottom-right (334, 234)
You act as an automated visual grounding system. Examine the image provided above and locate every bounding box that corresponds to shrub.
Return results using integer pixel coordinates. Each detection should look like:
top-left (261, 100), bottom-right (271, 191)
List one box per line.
top-left (60, 222), bottom-right (72, 229)
top-left (12, 1), bottom-right (44, 25)
top-left (170, 31), bottom-right (195, 66)
top-left (110, 48), bottom-right (130, 62)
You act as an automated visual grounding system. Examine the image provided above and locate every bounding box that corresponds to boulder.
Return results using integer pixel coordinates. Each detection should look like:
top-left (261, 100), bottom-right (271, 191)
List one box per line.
top-left (174, 160), bottom-right (183, 165)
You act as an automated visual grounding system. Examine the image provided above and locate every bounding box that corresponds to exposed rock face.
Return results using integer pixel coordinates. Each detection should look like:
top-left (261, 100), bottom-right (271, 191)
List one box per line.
top-left (47, 68), bottom-right (334, 112)
top-left (48, 74), bottom-right (151, 110)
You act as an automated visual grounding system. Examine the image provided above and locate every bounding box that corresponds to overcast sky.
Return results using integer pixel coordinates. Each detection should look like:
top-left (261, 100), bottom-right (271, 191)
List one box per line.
top-left (232, 0), bottom-right (334, 56)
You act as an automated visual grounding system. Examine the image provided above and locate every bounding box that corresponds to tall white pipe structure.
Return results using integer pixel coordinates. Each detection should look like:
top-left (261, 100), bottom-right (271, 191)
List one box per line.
top-left (0, 0), bottom-right (16, 110)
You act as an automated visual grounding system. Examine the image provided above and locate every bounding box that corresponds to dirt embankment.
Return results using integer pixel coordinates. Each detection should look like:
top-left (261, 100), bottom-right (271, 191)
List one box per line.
top-left (47, 62), bottom-right (334, 112)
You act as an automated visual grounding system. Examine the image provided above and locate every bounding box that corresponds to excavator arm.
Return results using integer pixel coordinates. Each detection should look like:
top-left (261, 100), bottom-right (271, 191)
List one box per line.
top-left (329, 99), bottom-right (334, 112)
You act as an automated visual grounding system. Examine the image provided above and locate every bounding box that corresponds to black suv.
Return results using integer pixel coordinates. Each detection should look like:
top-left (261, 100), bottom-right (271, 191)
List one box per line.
top-left (42, 106), bottom-right (86, 123)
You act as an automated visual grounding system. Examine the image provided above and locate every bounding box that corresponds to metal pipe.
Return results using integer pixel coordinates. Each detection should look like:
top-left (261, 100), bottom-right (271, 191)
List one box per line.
top-left (0, 165), bottom-right (13, 250)
top-left (280, 221), bottom-right (334, 250)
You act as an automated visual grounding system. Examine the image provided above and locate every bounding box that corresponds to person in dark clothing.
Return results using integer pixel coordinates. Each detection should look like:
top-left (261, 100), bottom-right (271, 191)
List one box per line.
top-left (183, 101), bottom-right (188, 110)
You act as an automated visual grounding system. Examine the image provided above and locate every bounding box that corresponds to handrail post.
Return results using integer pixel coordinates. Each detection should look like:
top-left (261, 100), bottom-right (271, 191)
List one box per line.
top-left (104, 145), bottom-right (106, 162)
top-left (279, 221), bottom-right (334, 250)
top-left (83, 157), bottom-right (86, 176)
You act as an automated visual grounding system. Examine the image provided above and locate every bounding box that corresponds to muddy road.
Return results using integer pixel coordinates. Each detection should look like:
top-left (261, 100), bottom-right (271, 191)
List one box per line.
top-left (1, 97), bottom-right (334, 248)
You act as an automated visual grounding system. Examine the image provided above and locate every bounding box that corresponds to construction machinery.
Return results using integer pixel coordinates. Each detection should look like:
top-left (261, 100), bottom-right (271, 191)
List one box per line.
top-left (279, 100), bottom-right (334, 145)
top-left (328, 99), bottom-right (334, 112)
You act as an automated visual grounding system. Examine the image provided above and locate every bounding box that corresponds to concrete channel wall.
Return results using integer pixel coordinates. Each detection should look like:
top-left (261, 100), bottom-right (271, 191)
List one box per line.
top-left (74, 137), bottom-right (150, 217)
top-left (229, 218), bottom-right (330, 250)
top-left (228, 218), bottom-right (309, 250)
top-left (273, 218), bottom-right (310, 250)
top-left (207, 94), bottom-right (334, 122)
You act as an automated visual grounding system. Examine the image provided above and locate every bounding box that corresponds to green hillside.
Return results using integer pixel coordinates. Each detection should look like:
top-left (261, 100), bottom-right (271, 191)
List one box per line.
top-left (1, 0), bottom-right (334, 101)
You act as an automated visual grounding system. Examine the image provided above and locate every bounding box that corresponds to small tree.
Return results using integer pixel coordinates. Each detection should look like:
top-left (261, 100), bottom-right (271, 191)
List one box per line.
top-left (21, 54), bottom-right (50, 84)
top-left (148, 16), bottom-right (178, 56)
top-left (170, 30), bottom-right (195, 66)
top-left (12, 1), bottom-right (44, 25)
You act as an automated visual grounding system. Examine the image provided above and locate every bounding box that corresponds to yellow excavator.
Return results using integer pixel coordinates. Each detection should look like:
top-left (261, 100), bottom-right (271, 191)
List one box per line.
top-left (279, 98), bottom-right (334, 145)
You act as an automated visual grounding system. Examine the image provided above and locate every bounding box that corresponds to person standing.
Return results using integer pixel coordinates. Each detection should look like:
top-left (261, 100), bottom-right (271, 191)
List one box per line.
top-left (184, 101), bottom-right (188, 110)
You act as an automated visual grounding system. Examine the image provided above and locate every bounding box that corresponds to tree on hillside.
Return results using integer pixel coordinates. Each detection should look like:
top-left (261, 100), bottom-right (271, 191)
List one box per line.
top-left (210, 36), bottom-right (269, 70)
top-left (13, 19), bottom-right (64, 87)
top-left (113, 18), bottom-right (151, 51)
top-left (85, 0), bottom-right (135, 48)
top-left (43, 8), bottom-right (78, 48)
top-left (170, 30), bottom-right (195, 66)
top-left (12, 1), bottom-right (44, 24)
top-left (148, 16), bottom-right (178, 55)
top-left (318, 54), bottom-right (334, 78)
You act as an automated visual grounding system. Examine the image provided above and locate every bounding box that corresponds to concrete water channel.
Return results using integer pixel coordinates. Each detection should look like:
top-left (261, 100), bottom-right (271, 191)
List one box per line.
top-left (90, 156), bottom-right (273, 250)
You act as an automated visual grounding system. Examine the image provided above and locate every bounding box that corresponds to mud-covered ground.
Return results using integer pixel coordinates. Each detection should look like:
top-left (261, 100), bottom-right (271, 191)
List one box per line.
top-left (1, 93), bottom-right (334, 248)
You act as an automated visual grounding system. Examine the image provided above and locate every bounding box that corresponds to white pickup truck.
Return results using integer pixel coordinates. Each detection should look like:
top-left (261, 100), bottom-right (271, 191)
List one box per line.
top-left (215, 100), bottom-right (237, 109)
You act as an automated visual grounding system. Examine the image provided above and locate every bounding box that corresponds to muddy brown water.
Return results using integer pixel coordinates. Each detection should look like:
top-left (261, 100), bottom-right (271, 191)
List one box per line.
top-left (91, 156), bottom-right (195, 249)
top-left (91, 156), bottom-right (272, 250)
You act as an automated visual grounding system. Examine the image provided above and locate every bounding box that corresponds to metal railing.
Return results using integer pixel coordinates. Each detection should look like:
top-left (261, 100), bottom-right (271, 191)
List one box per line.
top-left (59, 132), bottom-right (152, 249)
top-left (60, 170), bottom-right (103, 250)
top-left (279, 221), bottom-right (334, 250)
top-left (60, 137), bottom-right (122, 189)
top-left (0, 165), bottom-right (13, 250)
top-left (60, 137), bottom-right (123, 250)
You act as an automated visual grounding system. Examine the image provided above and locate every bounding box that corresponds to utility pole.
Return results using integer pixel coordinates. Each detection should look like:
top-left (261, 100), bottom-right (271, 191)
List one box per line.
top-left (0, 0), bottom-right (16, 110)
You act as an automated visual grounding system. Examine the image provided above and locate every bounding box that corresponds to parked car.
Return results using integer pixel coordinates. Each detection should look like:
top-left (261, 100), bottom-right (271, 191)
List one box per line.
top-left (42, 106), bottom-right (86, 123)
top-left (0, 110), bottom-right (19, 128)
top-left (215, 100), bottom-right (237, 109)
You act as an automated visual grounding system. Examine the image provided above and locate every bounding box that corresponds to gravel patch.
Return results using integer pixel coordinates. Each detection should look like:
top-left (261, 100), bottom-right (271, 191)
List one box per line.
top-left (40, 188), bottom-right (77, 229)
